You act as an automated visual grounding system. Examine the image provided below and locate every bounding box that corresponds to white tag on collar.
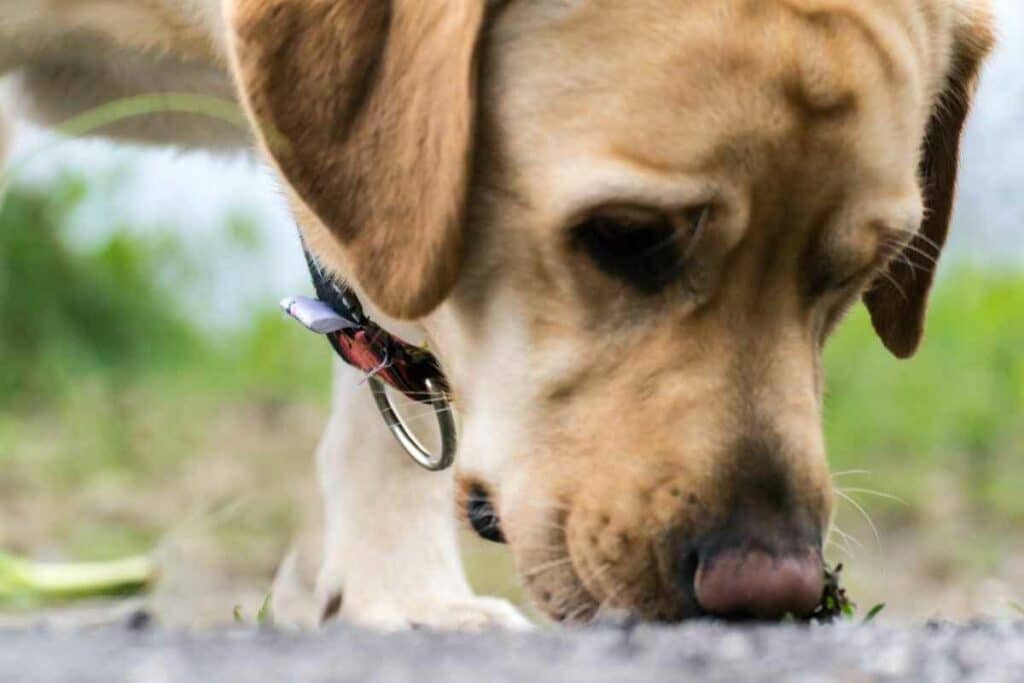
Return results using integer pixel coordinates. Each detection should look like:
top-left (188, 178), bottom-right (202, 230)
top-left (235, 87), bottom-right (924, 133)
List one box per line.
top-left (280, 296), bottom-right (360, 334)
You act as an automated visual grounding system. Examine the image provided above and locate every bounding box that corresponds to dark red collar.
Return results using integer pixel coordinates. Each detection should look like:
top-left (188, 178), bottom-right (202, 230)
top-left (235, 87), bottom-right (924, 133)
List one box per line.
top-left (282, 250), bottom-right (449, 405)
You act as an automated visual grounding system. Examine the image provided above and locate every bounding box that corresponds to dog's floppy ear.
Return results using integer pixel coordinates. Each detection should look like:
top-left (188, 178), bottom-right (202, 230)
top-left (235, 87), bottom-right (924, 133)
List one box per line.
top-left (226, 0), bottom-right (486, 318)
top-left (863, 9), bottom-right (994, 358)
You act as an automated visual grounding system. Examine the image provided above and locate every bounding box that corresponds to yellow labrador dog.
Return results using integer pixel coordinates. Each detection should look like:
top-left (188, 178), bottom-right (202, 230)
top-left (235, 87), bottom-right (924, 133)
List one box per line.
top-left (0, 0), bottom-right (993, 629)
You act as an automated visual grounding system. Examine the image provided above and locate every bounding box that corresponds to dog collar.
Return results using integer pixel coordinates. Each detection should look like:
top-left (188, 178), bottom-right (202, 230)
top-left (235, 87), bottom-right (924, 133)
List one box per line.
top-left (280, 249), bottom-right (456, 471)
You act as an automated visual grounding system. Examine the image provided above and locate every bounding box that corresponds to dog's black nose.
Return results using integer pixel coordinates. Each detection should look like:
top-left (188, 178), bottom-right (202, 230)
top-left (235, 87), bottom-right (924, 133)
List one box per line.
top-left (467, 485), bottom-right (505, 543)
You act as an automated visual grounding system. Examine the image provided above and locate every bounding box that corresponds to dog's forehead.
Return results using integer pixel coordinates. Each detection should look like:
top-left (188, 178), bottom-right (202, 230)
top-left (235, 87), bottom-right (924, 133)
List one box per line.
top-left (487, 0), bottom-right (925, 215)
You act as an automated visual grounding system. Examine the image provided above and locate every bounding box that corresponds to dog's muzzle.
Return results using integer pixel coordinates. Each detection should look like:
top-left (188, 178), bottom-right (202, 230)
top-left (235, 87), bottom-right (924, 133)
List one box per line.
top-left (280, 249), bottom-right (457, 472)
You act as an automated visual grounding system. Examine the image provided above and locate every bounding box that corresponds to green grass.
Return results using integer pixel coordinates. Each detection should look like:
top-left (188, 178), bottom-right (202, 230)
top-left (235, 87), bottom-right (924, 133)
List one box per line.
top-left (0, 552), bottom-right (154, 609)
top-left (825, 268), bottom-right (1024, 521)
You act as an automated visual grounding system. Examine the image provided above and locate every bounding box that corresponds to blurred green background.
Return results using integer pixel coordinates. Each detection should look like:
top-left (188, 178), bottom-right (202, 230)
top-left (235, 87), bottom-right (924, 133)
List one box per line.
top-left (1, 166), bottom-right (1021, 623)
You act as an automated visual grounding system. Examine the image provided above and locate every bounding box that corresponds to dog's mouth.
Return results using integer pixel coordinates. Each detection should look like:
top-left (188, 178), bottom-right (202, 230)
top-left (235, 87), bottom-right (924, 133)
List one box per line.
top-left (499, 498), bottom-right (702, 624)
top-left (457, 485), bottom-right (595, 622)
top-left (517, 524), bottom-right (703, 624)
top-left (460, 483), bottom-right (700, 623)
top-left (468, 487), bottom-right (830, 624)
top-left (516, 507), bottom-right (602, 624)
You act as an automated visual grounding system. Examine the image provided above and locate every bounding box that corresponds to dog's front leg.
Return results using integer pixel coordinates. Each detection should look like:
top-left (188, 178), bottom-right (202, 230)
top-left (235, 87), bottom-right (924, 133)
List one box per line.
top-left (307, 356), bottom-right (529, 632)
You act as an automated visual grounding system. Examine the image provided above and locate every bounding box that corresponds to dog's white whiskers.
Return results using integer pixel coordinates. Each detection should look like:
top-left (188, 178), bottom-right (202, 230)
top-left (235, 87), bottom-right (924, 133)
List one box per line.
top-left (885, 226), bottom-right (944, 253)
top-left (882, 239), bottom-right (938, 275)
top-left (896, 240), bottom-right (940, 265)
top-left (511, 498), bottom-right (573, 513)
top-left (561, 589), bottom-right (598, 626)
top-left (839, 487), bottom-right (908, 506)
top-left (515, 542), bottom-right (571, 555)
top-left (834, 489), bottom-right (881, 547)
top-left (826, 523), bottom-right (863, 560)
top-left (558, 599), bottom-right (594, 622)
top-left (825, 536), bottom-right (855, 559)
top-left (828, 523), bottom-right (865, 551)
top-left (887, 247), bottom-right (927, 280)
top-left (522, 557), bottom-right (573, 579)
top-left (882, 232), bottom-right (940, 258)
top-left (513, 535), bottom-right (569, 550)
top-left (519, 526), bottom-right (570, 538)
top-left (564, 603), bottom-right (597, 624)
top-left (872, 268), bottom-right (909, 301)
top-left (544, 581), bottom-right (590, 614)
top-left (831, 469), bottom-right (872, 479)
top-left (897, 254), bottom-right (922, 280)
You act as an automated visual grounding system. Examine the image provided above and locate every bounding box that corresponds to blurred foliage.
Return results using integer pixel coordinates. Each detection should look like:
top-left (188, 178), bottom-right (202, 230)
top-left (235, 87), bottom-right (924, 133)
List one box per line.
top-left (0, 176), bottom-right (329, 408)
top-left (826, 269), bottom-right (1024, 520)
top-left (0, 176), bottom-right (200, 405)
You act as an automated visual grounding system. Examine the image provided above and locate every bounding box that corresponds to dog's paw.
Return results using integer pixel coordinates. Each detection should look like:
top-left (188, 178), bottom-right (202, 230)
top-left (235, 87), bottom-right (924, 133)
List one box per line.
top-left (407, 597), bottom-right (533, 632)
top-left (338, 595), bottom-right (533, 632)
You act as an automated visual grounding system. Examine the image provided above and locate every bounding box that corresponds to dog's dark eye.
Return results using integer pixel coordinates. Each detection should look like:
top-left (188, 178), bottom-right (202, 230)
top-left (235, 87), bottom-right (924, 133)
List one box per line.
top-left (571, 205), bottom-right (708, 294)
top-left (467, 485), bottom-right (505, 544)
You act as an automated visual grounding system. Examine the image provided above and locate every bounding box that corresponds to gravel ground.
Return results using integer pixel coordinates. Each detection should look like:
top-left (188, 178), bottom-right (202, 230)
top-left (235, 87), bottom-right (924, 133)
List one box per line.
top-left (3, 617), bottom-right (1024, 682)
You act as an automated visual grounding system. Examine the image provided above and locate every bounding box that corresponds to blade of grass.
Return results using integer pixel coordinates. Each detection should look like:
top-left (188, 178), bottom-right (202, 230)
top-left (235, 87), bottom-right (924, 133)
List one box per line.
top-left (0, 92), bottom-right (285, 207)
top-left (0, 552), bottom-right (156, 608)
top-left (863, 603), bottom-right (886, 623)
top-left (257, 592), bottom-right (272, 625)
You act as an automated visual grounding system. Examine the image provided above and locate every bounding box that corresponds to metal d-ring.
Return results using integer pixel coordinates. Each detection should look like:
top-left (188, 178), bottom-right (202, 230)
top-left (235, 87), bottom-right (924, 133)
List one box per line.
top-left (368, 376), bottom-right (457, 471)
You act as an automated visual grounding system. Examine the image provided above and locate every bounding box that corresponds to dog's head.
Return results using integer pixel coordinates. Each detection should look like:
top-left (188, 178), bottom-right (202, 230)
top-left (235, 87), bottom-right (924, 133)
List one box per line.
top-left (227, 0), bottom-right (993, 622)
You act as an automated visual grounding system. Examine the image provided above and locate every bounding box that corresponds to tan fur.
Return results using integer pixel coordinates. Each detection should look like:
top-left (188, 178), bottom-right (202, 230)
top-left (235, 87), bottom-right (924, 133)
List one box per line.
top-left (864, 4), bottom-right (995, 357)
top-left (0, 0), bottom-right (241, 148)
top-left (227, 0), bottom-right (486, 318)
top-left (45, 0), bottom-right (222, 62)
top-left (1, 0), bottom-right (994, 624)
top-left (430, 0), bottom-right (991, 620)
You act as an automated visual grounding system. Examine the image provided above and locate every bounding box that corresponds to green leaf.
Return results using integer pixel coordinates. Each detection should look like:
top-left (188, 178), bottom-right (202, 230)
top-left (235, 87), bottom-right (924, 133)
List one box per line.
top-left (863, 603), bottom-right (886, 623)
top-left (0, 551), bottom-right (154, 608)
top-left (233, 605), bottom-right (245, 624)
top-left (257, 592), bottom-right (273, 625)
